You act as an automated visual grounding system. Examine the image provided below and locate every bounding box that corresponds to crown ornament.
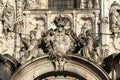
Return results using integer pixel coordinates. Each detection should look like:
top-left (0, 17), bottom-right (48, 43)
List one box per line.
top-left (54, 15), bottom-right (65, 28)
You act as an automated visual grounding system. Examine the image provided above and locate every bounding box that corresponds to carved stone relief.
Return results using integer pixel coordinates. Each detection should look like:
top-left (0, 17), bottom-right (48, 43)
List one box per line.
top-left (79, 0), bottom-right (100, 9)
top-left (109, 1), bottom-right (120, 55)
top-left (3, 1), bottom-right (15, 38)
top-left (42, 15), bottom-right (76, 56)
top-left (0, 1), bottom-right (15, 56)
top-left (1, 0), bottom-right (120, 80)
top-left (76, 14), bottom-right (94, 36)
top-left (80, 0), bottom-right (85, 9)
top-left (24, 14), bottom-right (46, 38)
top-left (24, 0), bottom-right (48, 9)
top-left (110, 1), bottom-right (120, 33)
top-left (87, 0), bottom-right (93, 9)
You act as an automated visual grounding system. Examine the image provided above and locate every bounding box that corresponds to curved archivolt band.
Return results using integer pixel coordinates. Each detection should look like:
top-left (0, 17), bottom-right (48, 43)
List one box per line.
top-left (11, 55), bottom-right (110, 80)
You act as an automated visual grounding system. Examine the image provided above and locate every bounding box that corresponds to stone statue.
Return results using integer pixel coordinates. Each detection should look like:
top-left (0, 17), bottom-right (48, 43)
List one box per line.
top-left (80, 23), bottom-right (88, 37)
top-left (80, 0), bottom-right (85, 9)
top-left (35, 0), bottom-right (40, 9)
top-left (3, 1), bottom-right (15, 38)
top-left (94, 0), bottom-right (99, 8)
top-left (25, 0), bottom-right (35, 9)
top-left (34, 18), bottom-right (45, 39)
top-left (27, 31), bottom-right (39, 59)
top-left (87, 0), bottom-right (93, 9)
top-left (78, 31), bottom-right (99, 62)
top-left (19, 30), bottom-right (40, 62)
top-left (110, 1), bottom-right (120, 32)
top-left (111, 9), bottom-right (120, 29)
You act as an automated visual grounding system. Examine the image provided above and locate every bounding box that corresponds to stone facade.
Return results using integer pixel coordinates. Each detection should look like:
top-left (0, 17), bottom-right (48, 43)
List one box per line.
top-left (0, 0), bottom-right (120, 80)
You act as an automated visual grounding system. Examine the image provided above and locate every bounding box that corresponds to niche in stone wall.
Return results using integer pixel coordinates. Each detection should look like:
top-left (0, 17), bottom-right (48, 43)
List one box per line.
top-left (24, 13), bottom-right (46, 39)
top-left (76, 14), bottom-right (94, 36)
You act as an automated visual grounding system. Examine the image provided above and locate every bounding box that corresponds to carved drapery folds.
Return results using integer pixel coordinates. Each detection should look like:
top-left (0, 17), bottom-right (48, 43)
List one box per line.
top-left (109, 1), bottom-right (120, 53)
top-left (0, 0), bottom-right (101, 71)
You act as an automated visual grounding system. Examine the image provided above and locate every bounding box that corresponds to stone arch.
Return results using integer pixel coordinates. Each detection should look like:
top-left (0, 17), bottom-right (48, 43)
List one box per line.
top-left (11, 55), bottom-right (110, 80)
top-left (35, 71), bottom-right (86, 79)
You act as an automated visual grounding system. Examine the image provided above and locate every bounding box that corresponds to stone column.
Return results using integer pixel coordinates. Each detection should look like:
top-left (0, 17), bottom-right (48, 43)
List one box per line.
top-left (94, 11), bottom-right (100, 36)
top-left (14, 0), bottom-right (23, 59)
top-left (101, 17), bottom-right (110, 45)
top-left (72, 11), bottom-right (77, 32)
top-left (46, 11), bottom-right (51, 30)
top-left (101, 0), bottom-right (109, 17)
top-left (101, 0), bottom-right (110, 45)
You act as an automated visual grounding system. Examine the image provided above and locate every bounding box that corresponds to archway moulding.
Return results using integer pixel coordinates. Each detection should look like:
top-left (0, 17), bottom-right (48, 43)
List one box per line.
top-left (11, 55), bottom-right (110, 80)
